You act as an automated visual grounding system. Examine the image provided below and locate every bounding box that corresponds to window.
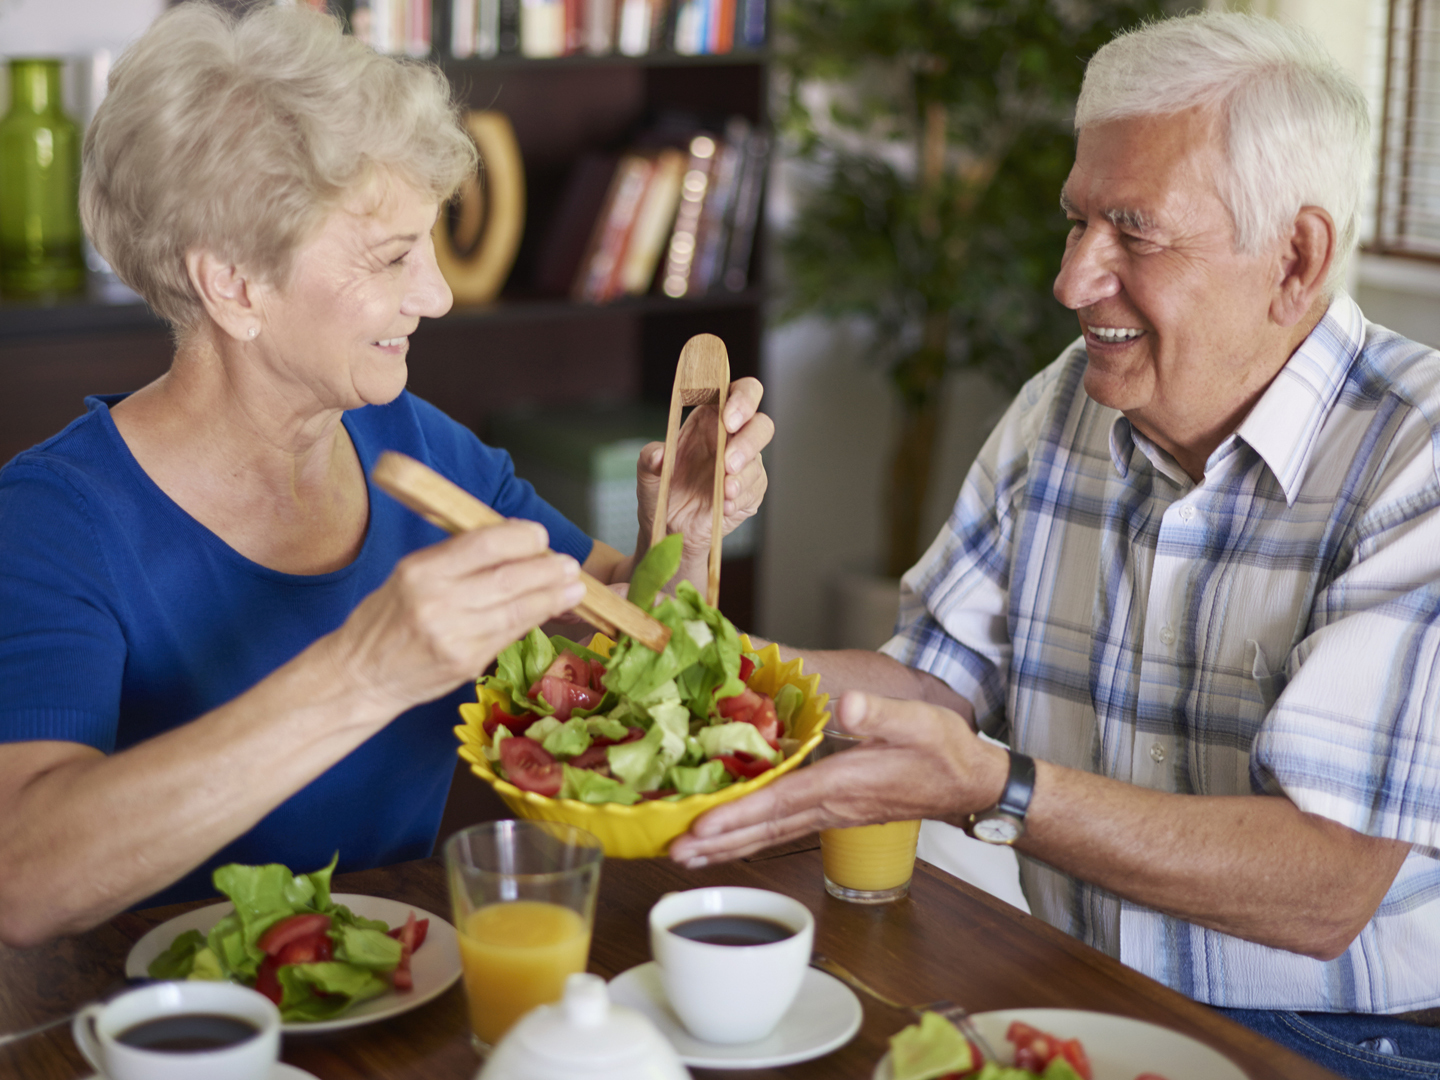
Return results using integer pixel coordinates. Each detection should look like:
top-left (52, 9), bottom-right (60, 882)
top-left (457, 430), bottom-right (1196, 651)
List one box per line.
top-left (1373, 0), bottom-right (1440, 259)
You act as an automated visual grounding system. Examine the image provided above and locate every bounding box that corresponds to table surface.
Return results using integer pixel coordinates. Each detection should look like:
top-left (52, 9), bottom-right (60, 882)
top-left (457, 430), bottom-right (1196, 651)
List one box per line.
top-left (0, 841), bottom-right (1342, 1080)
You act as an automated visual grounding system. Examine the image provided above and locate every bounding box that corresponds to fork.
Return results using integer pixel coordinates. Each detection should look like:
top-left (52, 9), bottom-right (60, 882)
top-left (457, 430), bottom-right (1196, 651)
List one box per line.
top-left (810, 952), bottom-right (1002, 1065)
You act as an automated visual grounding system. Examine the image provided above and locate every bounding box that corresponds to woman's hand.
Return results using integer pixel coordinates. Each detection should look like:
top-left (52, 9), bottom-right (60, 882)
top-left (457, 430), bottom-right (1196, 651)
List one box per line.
top-left (332, 520), bottom-right (587, 713)
top-left (636, 377), bottom-right (772, 567)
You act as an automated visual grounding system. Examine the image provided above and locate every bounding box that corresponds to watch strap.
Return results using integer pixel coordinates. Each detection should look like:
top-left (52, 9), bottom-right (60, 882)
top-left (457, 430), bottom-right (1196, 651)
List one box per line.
top-left (996, 750), bottom-right (1036, 820)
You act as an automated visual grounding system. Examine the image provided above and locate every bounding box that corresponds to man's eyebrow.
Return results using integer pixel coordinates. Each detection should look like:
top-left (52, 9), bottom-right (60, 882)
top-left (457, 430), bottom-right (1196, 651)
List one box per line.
top-left (1060, 190), bottom-right (1078, 216)
top-left (1104, 206), bottom-right (1158, 234)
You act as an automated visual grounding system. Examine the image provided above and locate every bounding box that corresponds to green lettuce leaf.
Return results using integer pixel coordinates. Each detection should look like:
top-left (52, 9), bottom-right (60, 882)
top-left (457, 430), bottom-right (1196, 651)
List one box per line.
top-left (774, 683), bottom-right (805, 736)
top-left (585, 715), bottom-right (630, 742)
top-left (889, 1012), bottom-right (975, 1080)
top-left (276, 963), bottom-right (390, 1022)
top-left (626, 532), bottom-right (684, 610)
top-left (608, 720), bottom-right (669, 792)
top-left (665, 759), bottom-right (733, 795)
top-left (188, 946), bottom-right (225, 982)
top-left (330, 923), bottom-right (403, 972)
top-left (541, 716), bottom-right (593, 759)
top-left (698, 721), bottom-right (782, 764)
top-left (147, 929), bottom-right (207, 980)
top-left (560, 765), bottom-right (641, 805)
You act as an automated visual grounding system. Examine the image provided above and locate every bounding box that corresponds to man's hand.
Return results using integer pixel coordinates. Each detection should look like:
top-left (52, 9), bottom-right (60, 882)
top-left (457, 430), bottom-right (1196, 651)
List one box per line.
top-left (636, 376), bottom-right (772, 565)
top-left (669, 690), bottom-right (1009, 866)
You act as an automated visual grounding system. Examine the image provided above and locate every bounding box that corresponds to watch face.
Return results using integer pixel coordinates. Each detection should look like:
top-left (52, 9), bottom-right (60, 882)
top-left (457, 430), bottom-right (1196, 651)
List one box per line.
top-left (972, 814), bottom-right (1022, 845)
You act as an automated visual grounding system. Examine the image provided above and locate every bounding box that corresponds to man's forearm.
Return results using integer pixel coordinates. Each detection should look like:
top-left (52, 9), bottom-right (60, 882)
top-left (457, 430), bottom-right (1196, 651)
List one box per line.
top-left (757, 643), bottom-right (977, 723)
top-left (1021, 761), bottom-right (1412, 960)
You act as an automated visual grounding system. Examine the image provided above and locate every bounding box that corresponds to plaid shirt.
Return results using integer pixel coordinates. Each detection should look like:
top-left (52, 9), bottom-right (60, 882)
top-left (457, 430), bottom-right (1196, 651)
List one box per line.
top-left (882, 293), bottom-right (1440, 1011)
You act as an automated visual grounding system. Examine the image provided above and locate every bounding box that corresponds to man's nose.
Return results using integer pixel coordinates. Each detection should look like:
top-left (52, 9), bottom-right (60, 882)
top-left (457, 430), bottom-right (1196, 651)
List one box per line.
top-left (1053, 228), bottom-right (1121, 311)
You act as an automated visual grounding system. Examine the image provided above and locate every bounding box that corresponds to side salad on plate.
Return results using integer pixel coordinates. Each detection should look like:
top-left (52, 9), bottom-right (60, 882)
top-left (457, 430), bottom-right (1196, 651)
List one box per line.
top-left (478, 534), bottom-right (805, 805)
top-left (146, 854), bottom-right (429, 1022)
top-left (888, 1013), bottom-right (1172, 1080)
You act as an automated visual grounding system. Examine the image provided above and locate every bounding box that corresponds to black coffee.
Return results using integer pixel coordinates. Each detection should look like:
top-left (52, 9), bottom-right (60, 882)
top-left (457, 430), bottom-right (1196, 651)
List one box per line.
top-left (669, 915), bottom-right (797, 946)
top-left (116, 1013), bottom-right (261, 1053)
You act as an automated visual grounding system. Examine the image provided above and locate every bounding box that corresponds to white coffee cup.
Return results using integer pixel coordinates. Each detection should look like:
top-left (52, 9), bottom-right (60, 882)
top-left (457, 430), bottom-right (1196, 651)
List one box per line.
top-left (649, 886), bottom-right (814, 1044)
top-left (71, 980), bottom-right (281, 1080)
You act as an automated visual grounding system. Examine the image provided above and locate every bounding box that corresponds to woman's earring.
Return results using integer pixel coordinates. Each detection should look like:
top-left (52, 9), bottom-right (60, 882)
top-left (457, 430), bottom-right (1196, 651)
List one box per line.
top-left (248, 326), bottom-right (259, 339)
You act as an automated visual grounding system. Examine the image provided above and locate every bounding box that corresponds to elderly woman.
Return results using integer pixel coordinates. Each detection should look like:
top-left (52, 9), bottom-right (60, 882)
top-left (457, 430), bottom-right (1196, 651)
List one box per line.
top-left (0, 2), bottom-right (770, 948)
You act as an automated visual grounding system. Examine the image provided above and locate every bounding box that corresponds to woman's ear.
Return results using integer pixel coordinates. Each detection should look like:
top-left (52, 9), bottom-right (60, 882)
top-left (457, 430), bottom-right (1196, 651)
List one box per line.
top-left (1271, 206), bottom-right (1336, 328)
top-left (185, 249), bottom-right (263, 342)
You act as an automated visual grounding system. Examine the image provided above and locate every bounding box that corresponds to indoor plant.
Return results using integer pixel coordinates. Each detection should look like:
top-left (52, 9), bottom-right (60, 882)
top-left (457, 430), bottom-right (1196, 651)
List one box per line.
top-left (776, 0), bottom-right (1168, 577)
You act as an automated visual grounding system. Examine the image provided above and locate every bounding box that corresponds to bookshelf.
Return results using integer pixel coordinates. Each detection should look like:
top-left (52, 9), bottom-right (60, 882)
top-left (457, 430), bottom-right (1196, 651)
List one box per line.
top-left (0, 46), bottom-right (768, 628)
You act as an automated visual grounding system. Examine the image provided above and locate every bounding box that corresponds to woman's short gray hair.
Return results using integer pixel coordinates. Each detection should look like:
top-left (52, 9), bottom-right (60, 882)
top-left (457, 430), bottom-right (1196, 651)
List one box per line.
top-left (81, 1), bottom-right (478, 329)
top-left (1076, 11), bottom-right (1369, 289)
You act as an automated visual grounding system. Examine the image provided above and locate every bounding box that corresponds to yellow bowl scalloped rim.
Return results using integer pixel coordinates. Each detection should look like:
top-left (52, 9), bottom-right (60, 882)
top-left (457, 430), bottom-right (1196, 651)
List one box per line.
top-left (455, 634), bottom-right (829, 858)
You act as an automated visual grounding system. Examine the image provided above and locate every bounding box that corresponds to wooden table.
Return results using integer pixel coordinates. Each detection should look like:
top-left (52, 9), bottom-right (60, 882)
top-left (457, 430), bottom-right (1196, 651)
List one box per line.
top-left (0, 842), bottom-right (1341, 1080)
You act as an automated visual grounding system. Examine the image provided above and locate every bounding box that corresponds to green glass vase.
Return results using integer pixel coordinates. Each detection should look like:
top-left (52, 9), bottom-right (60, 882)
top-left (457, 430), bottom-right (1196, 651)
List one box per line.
top-left (0, 58), bottom-right (85, 297)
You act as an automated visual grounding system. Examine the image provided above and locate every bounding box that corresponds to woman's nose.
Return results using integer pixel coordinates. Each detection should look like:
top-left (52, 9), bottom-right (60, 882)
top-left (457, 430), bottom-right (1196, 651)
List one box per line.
top-left (406, 232), bottom-right (453, 319)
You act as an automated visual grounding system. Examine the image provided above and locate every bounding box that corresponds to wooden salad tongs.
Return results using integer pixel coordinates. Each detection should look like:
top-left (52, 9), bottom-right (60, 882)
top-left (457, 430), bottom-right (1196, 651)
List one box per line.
top-left (651, 333), bottom-right (731, 607)
top-left (372, 451), bottom-right (672, 653)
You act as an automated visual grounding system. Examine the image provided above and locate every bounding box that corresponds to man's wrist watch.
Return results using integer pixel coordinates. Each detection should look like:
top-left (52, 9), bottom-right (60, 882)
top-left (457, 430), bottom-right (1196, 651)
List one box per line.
top-left (970, 750), bottom-right (1036, 846)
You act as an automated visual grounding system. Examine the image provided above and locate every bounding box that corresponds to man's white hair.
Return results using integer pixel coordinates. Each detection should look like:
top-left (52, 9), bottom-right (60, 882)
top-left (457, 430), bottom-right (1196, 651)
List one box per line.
top-left (1076, 11), bottom-right (1369, 289)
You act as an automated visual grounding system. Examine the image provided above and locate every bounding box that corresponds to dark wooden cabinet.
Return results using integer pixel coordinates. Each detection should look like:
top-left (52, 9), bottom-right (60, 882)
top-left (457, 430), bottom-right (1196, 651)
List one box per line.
top-left (0, 50), bottom-right (767, 626)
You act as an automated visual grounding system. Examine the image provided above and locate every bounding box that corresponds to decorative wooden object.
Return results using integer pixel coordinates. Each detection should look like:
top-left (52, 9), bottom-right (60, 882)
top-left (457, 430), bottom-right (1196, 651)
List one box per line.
top-left (431, 111), bottom-right (525, 304)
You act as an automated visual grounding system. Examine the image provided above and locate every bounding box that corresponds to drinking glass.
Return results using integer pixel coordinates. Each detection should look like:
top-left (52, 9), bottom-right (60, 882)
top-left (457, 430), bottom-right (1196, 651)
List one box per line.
top-left (814, 729), bottom-right (922, 903)
top-left (444, 820), bottom-right (604, 1054)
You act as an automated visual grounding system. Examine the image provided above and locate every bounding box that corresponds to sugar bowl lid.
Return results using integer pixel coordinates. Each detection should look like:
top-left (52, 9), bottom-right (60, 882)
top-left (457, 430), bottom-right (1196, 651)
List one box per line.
top-left (476, 973), bottom-right (690, 1080)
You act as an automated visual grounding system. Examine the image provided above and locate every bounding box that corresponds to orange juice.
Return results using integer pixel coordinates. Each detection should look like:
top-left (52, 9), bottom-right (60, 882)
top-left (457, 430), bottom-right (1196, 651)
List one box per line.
top-left (820, 819), bottom-right (922, 892)
top-left (457, 900), bottom-right (592, 1046)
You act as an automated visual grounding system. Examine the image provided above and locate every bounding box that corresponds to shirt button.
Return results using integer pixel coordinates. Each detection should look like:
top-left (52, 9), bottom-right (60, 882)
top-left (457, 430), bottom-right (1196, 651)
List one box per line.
top-left (1159, 625), bottom-right (1176, 646)
top-left (1150, 743), bottom-right (1166, 763)
top-left (1178, 506), bottom-right (1196, 523)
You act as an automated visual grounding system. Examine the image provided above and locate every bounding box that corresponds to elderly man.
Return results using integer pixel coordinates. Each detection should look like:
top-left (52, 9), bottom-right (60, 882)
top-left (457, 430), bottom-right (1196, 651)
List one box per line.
top-left (671, 11), bottom-right (1440, 1076)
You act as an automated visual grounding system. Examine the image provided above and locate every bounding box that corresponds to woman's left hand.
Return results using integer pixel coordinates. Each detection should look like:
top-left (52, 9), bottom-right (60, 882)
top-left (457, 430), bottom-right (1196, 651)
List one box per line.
top-left (636, 377), bottom-right (772, 564)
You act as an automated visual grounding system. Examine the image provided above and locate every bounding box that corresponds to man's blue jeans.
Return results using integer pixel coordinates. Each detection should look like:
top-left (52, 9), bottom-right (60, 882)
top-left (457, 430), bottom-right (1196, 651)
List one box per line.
top-left (1218, 1008), bottom-right (1440, 1079)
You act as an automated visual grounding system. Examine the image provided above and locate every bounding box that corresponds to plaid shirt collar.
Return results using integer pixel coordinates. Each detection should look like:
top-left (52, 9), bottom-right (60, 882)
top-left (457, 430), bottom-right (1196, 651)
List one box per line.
top-left (1106, 293), bottom-right (1367, 505)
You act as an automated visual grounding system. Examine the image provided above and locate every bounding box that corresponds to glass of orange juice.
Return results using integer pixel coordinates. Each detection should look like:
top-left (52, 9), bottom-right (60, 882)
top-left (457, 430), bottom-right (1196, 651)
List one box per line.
top-left (443, 821), bottom-right (604, 1054)
top-left (815, 729), bottom-right (922, 903)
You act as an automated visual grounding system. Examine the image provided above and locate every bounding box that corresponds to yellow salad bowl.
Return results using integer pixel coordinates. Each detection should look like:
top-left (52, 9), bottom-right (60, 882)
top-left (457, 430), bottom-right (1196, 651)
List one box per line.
top-left (455, 634), bottom-right (830, 858)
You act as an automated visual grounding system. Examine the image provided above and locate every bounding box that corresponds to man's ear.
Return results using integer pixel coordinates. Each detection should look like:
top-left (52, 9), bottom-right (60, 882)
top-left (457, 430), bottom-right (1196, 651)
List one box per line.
top-left (185, 249), bottom-right (262, 342)
top-left (1271, 206), bottom-right (1335, 328)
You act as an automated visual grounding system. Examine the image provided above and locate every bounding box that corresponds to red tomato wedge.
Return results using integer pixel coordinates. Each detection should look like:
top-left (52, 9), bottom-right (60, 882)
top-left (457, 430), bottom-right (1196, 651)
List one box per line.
top-left (592, 726), bottom-right (645, 748)
top-left (567, 745), bottom-right (610, 771)
top-left (1005, 1021), bottom-right (1093, 1080)
top-left (499, 736), bottom-right (563, 796)
top-left (542, 651), bottom-right (606, 692)
top-left (257, 913), bottom-right (332, 956)
top-left (275, 930), bottom-right (333, 967)
top-left (738, 654), bottom-right (756, 683)
top-left (717, 687), bottom-right (782, 747)
top-left (482, 703), bottom-right (535, 740)
top-left (716, 751), bottom-right (773, 780)
top-left (254, 955), bottom-right (282, 1006)
top-left (528, 676), bottom-right (604, 721)
top-left (1059, 1037), bottom-right (1092, 1079)
top-left (387, 912), bottom-right (429, 953)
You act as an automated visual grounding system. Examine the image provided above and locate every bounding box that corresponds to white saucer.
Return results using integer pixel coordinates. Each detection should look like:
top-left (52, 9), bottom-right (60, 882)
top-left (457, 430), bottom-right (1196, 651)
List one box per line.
top-left (83, 1065), bottom-right (317, 1080)
top-left (608, 961), bottom-right (862, 1069)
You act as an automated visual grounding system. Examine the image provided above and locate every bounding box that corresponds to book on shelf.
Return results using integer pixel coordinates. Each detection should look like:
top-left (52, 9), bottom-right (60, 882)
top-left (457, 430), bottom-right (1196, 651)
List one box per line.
top-left (536, 117), bottom-right (763, 305)
top-left (350, 0), bottom-right (432, 55)
top-left (449, 0), bottom-right (758, 57)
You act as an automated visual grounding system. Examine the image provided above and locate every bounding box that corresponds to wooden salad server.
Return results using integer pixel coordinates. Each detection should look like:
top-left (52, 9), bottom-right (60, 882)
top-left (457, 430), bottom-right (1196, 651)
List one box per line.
top-left (650, 333), bottom-right (730, 607)
top-left (372, 451), bottom-right (671, 653)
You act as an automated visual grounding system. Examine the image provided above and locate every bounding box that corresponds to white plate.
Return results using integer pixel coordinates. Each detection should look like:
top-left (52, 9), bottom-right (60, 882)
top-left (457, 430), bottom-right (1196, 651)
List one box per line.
top-left (872, 1007), bottom-right (1246, 1080)
top-left (84, 1067), bottom-right (318, 1080)
top-left (125, 894), bottom-right (461, 1034)
top-left (608, 961), bottom-right (862, 1069)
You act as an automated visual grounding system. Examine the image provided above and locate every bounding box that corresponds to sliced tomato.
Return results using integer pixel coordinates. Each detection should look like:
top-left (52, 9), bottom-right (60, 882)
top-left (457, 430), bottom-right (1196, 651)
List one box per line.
top-left (257, 913), bottom-right (332, 956)
top-left (253, 955), bottom-right (282, 1006)
top-left (528, 675), bottom-right (604, 721)
top-left (498, 736), bottom-right (563, 796)
top-left (386, 911), bottom-right (429, 953)
top-left (1059, 1037), bottom-right (1092, 1080)
top-left (639, 788), bottom-right (678, 800)
top-left (1014, 1046), bottom-right (1046, 1072)
top-left (482, 703), bottom-right (535, 740)
top-left (717, 687), bottom-right (782, 747)
top-left (738, 655), bottom-right (756, 683)
top-left (716, 751), bottom-right (772, 780)
top-left (542, 651), bottom-right (590, 686)
top-left (567, 744), bottom-right (610, 771)
top-left (276, 929), bottom-right (333, 966)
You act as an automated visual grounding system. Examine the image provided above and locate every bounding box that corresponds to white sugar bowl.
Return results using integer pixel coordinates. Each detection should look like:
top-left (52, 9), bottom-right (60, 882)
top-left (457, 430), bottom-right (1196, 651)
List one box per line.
top-left (476, 972), bottom-right (691, 1080)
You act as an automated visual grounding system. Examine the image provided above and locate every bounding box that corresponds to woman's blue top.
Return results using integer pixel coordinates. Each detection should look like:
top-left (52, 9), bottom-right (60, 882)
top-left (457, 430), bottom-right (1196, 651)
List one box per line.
top-left (0, 392), bottom-right (592, 907)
